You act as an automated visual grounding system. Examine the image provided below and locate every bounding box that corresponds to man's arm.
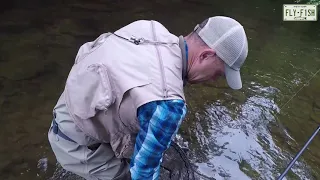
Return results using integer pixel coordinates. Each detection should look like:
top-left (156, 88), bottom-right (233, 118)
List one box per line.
top-left (130, 99), bottom-right (187, 180)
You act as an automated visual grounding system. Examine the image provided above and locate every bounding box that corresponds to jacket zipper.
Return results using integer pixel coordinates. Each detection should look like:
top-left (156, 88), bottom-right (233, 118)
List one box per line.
top-left (151, 20), bottom-right (168, 98)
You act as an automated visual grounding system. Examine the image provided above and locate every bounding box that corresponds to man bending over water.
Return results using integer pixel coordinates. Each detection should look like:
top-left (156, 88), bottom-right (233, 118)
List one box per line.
top-left (48, 16), bottom-right (249, 180)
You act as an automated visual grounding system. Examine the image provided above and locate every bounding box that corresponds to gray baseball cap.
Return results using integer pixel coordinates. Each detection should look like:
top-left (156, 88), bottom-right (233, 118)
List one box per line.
top-left (194, 16), bottom-right (248, 90)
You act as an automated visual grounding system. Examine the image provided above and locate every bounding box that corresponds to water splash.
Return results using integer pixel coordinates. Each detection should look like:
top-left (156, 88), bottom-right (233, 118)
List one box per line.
top-left (37, 158), bottom-right (48, 173)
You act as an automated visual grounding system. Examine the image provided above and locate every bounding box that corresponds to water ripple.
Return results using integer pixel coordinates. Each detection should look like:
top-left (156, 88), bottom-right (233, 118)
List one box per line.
top-left (186, 86), bottom-right (312, 180)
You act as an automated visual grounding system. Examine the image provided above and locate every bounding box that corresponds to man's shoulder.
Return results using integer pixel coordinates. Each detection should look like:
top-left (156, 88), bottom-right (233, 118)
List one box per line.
top-left (127, 19), bottom-right (166, 28)
top-left (117, 20), bottom-right (175, 37)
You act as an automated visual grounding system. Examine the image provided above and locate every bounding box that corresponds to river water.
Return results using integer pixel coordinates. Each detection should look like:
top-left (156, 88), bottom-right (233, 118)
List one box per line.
top-left (0, 0), bottom-right (319, 180)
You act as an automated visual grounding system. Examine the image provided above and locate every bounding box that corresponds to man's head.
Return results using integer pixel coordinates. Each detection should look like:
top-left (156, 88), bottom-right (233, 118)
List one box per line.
top-left (185, 16), bottom-right (248, 90)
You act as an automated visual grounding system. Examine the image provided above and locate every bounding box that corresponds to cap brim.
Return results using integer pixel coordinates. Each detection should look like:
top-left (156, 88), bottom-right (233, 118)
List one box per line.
top-left (224, 64), bottom-right (242, 90)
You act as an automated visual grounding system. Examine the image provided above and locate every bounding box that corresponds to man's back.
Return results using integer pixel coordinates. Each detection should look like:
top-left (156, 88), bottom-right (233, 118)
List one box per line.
top-left (48, 19), bottom-right (189, 180)
top-left (63, 20), bottom-right (186, 143)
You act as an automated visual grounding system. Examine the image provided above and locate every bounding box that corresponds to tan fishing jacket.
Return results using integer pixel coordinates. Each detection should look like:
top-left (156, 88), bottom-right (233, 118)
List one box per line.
top-left (57, 20), bottom-right (186, 158)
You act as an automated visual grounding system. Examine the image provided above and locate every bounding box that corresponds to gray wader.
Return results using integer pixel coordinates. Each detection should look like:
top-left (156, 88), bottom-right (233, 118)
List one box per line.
top-left (48, 101), bottom-right (131, 180)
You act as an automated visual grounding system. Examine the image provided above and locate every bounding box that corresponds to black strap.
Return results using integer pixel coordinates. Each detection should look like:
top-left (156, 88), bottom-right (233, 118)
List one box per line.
top-left (52, 119), bottom-right (77, 143)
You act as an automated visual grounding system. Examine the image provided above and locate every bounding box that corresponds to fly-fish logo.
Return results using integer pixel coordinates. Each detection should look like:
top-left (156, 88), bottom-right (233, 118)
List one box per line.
top-left (283, 4), bottom-right (318, 21)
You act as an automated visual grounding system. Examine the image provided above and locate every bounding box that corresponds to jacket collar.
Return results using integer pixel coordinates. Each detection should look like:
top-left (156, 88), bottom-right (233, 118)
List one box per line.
top-left (178, 35), bottom-right (188, 86)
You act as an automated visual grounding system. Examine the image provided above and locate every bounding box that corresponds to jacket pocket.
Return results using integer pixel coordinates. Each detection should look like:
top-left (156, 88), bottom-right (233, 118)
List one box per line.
top-left (65, 63), bottom-right (115, 120)
top-left (87, 64), bottom-right (116, 112)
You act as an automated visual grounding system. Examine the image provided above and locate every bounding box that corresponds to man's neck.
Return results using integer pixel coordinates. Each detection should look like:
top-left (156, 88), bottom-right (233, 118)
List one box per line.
top-left (178, 36), bottom-right (188, 86)
top-left (185, 36), bottom-right (198, 73)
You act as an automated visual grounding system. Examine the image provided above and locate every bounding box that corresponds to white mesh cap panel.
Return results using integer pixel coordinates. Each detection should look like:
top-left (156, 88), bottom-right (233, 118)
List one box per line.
top-left (196, 16), bottom-right (248, 70)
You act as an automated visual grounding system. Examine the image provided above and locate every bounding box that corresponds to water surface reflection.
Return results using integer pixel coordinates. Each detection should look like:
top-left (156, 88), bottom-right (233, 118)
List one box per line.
top-left (181, 81), bottom-right (316, 179)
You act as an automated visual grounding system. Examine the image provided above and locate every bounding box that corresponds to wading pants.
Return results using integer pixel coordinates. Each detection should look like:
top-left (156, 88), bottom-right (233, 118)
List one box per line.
top-left (48, 99), bottom-right (130, 180)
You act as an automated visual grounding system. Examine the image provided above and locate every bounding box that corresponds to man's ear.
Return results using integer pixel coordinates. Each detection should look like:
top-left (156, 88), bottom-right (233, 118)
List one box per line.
top-left (199, 49), bottom-right (216, 61)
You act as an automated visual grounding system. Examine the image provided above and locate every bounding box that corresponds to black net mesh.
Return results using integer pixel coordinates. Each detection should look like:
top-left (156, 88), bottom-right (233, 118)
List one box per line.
top-left (160, 142), bottom-right (196, 180)
top-left (160, 141), bottom-right (216, 180)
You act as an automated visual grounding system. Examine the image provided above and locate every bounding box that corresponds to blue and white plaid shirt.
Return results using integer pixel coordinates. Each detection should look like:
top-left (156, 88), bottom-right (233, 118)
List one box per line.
top-left (129, 99), bottom-right (187, 180)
